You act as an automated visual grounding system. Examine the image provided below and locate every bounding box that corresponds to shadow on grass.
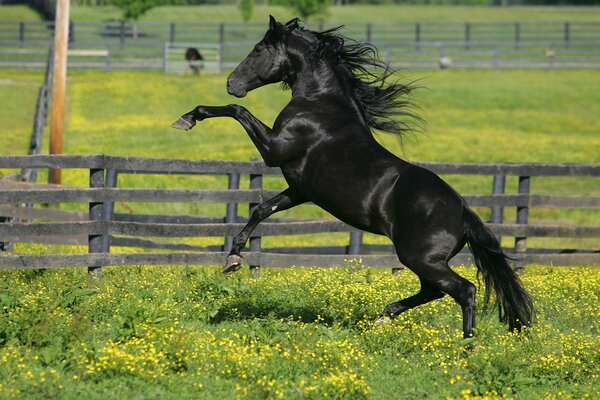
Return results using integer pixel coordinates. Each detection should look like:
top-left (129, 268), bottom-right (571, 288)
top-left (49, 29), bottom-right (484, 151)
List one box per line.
top-left (210, 299), bottom-right (338, 326)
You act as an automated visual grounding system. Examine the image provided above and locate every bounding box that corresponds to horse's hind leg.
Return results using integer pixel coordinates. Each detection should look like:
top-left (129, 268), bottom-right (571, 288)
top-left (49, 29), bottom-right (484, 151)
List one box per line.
top-left (379, 278), bottom-right (445, 320)
top-left (418, 263), bottom-right (476, 338)
top-left (390, 254), bottom-right (476, 338)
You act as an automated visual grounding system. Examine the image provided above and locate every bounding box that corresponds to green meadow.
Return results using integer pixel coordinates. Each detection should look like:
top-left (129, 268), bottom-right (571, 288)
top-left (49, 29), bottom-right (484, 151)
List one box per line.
top-left (0, 264), bottom-right (598, 399)
top-left (1, 6), bottom-right (599, 399)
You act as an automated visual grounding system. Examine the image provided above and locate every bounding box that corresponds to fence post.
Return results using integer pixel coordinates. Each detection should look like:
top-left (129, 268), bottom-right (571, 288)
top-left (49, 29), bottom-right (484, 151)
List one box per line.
top-left (513, 176), bottom-right (530, 271)
top-left (19, 22), bottom-right (25, 47)
top-left (119, 20), bottom-right (126, 48)
top-left (515, 22), bottom-right (520, 49)
top-left (105, 46), bottom-right (111, 71)
top-left (224, 172), bottom-right (240, 252)
top-left (169, 22), bottom-right (176, 44)
top-left (218, 23), bottom-right (225, 73)
top-left (492, 46), bottom-right (499, 69)
top-left (0, 217), bottom-right (13, 253)
top-left (415, 23), bottom-right (421, 50)
top-left (249, 171), bottom-right (263, 276)
top-left (564, 22), bottom-right (570, 48)
top-left (465, 22), bottom-right (471, 50)
top-left (102, 169), bottom-right (117, 253)
top-left (89, 168), bottom-right (105, 280)
top-left (348, 231), bottom-right (362, 255)
top-left (366, 23), bottom-right (372, 43)
top-left (490, 174), bottom-right (506, 243)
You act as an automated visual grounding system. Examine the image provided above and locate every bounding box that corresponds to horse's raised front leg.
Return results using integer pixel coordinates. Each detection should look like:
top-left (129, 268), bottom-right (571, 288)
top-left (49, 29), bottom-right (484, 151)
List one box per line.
top-left (172, 104), bottom-right (277, 165)
top-left (224, 188), bottom-right (307, 274)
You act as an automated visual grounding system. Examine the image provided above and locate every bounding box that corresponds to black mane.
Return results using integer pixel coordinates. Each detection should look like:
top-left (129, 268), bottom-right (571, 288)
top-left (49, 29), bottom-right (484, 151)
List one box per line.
top-left (296, 25), bottom-right (422, 138)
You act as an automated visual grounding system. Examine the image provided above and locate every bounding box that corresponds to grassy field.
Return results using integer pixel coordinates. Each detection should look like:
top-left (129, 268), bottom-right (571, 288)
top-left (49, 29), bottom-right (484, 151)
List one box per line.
top-left (0, 263), bottom-right (598, 399)
top-left (1, 68), bottom-right (599, 250)
top-left (2, 4), bottom-right (600, 23)
top-left (0, 10), bottom-right (599, 398)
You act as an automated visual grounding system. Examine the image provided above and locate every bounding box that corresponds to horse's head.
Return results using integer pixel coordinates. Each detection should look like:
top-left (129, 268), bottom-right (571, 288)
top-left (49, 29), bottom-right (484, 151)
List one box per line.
top-left (227, 16), bottom-right (299, 98)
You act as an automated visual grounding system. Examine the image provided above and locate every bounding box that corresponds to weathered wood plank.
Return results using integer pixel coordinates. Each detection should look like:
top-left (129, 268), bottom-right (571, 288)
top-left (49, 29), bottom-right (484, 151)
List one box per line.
top-left (0, 188), bottom-right (263, 204)
top-left (1, 155), bottom-right (599, 177)
top-left (3, 189), bottom-right (597, 210)
top-left (415, 161), bottom-right (600, 177)
top-left (2, 220), bottom-right (599, 240)
top-left (1, 250), bottom-right (597, 270)
top-left (487, 223), bottom-right (600, 238)
top-left (0, 205), bottom-right (87, 221)
top-left (0, 220), bottom-right (352, 239)
top-left (0, 252), bottom-right (238, 269)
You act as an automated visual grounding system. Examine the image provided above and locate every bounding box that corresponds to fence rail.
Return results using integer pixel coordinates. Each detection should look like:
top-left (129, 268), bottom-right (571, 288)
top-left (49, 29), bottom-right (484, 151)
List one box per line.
top-left (1, 20), bottom-right (600, 70)
top-left (1, 154), bottom-right (599, 276)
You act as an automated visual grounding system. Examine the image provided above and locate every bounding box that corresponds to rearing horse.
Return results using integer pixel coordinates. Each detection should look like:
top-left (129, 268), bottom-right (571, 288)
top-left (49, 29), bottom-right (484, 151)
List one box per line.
top-left (172, 16), bottom-right (534, 338)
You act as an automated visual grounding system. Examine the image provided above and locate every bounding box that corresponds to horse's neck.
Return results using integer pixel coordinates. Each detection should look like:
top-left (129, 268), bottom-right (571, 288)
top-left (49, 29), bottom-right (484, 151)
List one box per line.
top-left (289, 61), bottom-right (375, 140)
top-left (291, 60), bottom-right (348, 99)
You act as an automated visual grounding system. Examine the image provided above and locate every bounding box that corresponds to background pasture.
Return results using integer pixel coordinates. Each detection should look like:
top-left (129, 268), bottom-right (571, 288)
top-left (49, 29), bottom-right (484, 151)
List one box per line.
top-left (2, 68), bottom-right (599, 251)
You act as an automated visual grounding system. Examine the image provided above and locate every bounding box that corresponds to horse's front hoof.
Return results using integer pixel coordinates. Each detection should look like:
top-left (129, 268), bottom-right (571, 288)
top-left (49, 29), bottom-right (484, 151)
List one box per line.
top-left (171, 116), bottom-right (196, 131)
top-left (223, 254), bottom-right (244, 274)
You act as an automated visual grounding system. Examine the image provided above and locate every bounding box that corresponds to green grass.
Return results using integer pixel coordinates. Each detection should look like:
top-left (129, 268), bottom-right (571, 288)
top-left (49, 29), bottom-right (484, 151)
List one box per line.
top-left (0, 71), bottom-right (44, 158)
top-left (0, 5), bottom-right (41, 22)
top-left (0, 263), bottom-right (598, 399)
top-left (71, 5), bottom-right (600, 24)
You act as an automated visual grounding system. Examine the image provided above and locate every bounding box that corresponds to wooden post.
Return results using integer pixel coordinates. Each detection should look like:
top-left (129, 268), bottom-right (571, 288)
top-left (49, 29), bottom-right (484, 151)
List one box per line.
top-left (514, 176), bottom-right (530, 271)
top-left (249, 172), bottom-right (263, 276)
top-left (415, 23), bottom-right (421, 50)
top-left (366, 23), bottom-right (372, 43)
top-left (491, 174), bottom-right (506, 243)
top-left (169, 22), bottom-right (176, 44)
top-left (48, 0), bottom-right (70, 185)
top-left (89, 168), bottom-right (104, 280)
top-left (119, 20), bottom-right (126, 48)
top-left (223, 172), bottom-right (240, 252)
top-left (218, 23), bottom-right (225, 73)
top-left (348, 230), bottom-right (362, 255)
top-left (515, 22), bottom-right (520, 49)
top-left (19, 22), bottom-right (25, 47)
top-left (465, 22), bottom-right (471, 50)
top-left (101, 169), bottom-right (117, 253)
top-left (564, 22), bottom-right (570, 48)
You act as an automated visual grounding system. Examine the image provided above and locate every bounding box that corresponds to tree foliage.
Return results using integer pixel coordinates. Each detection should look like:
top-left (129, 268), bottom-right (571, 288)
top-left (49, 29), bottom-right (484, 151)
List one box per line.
top-left (107, 0), bottom-right (164, 20)
top-left (238, 0), bottom-right (253, 23)
top-left (286, 0), bottom-right (330, 21)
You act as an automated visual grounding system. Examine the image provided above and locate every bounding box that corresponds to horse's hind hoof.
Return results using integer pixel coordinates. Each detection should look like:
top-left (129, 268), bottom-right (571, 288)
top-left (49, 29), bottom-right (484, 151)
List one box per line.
top-left (171, 116), bottom-right (196, 131)
top-left (223, 255), bottom-right (244, 274)
top-left (375, 316), bottom-right (392, 325)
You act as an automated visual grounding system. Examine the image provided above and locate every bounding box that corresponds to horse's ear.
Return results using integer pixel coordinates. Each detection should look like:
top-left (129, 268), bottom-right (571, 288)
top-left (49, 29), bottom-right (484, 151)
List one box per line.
top-left (269, 15), bottom-right (278, 31)
top-left (284, 18), bottom-right (300, 31)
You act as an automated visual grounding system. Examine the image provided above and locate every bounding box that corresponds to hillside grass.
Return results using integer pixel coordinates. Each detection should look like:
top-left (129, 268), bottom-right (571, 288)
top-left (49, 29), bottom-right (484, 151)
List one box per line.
top-left (0, 263), bottom-right (598, 399)
top-left (62, 5), bottom-right (600, 23)
top-left (2, 4), bottom-right (600, 23)
top-left (0, 5), bottom-right (41, 21)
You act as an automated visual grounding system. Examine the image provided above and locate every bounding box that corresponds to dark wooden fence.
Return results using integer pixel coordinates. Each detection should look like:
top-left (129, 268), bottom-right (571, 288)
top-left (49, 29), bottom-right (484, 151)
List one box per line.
top-left (2, 20), bottom-right (600, 70)
top-left (1, 154), bottom-right (599, 277)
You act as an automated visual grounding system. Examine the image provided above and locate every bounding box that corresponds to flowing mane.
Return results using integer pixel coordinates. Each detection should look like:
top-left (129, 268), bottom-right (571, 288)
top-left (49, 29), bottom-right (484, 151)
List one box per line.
top-left (293, 25), bottom-right (423, 138)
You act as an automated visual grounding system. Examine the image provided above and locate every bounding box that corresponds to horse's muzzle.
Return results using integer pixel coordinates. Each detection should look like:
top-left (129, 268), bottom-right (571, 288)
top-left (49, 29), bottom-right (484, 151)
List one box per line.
top-left (226, 78), bottom-right (247, 98)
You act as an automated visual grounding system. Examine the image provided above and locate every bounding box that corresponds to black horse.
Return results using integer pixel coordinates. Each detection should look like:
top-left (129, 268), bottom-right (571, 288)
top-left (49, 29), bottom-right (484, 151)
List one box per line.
top-left (172, 16), bottom-right (534, 338)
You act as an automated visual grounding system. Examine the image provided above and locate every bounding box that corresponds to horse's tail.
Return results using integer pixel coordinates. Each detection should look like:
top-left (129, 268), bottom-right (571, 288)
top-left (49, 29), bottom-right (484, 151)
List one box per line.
top-left (463, 207), bottom-right (534, 332)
